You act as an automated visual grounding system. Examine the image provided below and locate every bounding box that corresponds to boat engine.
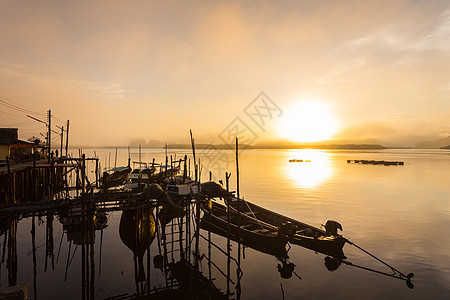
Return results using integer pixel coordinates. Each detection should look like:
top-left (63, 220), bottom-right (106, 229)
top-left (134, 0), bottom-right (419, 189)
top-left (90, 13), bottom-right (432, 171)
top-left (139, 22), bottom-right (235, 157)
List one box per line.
top-left (324, 220), bottom-right (343, 236)
top-left (278, 221), bottom-right (297, 237)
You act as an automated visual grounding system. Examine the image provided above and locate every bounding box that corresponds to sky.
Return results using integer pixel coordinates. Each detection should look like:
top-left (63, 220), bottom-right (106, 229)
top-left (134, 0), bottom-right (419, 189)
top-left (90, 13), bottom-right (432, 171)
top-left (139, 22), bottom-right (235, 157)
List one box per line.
top-left (0, 0), bottom-right (449, 147)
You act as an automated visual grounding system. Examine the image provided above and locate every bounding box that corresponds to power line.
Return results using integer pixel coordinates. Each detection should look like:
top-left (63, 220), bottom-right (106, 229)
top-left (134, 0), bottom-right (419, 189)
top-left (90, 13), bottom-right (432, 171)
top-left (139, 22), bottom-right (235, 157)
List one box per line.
top-left (52, 115), bottom-right (65, 123)
top-left (0, 95), bottom-right (46, 116)
top-left (0, 110), bottom-right (27, 118)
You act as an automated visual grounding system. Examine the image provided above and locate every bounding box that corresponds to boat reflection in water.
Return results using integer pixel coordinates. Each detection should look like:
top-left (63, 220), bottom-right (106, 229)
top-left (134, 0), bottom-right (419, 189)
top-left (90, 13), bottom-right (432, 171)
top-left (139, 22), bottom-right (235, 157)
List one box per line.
top-left (119, 207), bottom-right (156, 283)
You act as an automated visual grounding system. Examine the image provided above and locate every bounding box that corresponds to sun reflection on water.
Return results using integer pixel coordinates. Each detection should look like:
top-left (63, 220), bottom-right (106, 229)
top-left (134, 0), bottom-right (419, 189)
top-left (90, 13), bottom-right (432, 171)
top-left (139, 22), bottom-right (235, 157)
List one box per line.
top-left (285, 149), bottom-right (333, 188)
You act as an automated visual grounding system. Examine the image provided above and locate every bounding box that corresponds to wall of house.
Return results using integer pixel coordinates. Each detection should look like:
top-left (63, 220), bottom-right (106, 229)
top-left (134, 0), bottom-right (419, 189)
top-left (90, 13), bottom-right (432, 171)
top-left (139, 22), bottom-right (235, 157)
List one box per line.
top-left (0, 145), bottom-right (9, 160)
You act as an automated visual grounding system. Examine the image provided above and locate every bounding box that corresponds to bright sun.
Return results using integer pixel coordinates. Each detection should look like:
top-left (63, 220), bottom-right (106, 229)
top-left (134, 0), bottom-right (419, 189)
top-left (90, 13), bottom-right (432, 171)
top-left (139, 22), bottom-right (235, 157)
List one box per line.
top-left (277, 100), bottom-right (339, 143)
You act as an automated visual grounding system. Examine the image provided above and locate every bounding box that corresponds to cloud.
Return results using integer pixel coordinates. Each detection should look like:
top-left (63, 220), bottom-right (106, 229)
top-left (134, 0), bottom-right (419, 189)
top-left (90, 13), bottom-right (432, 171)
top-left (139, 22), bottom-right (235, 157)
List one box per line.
top-left (420, 9), bottom-right (450, 50)
top-left (1, 1), bottom-right (450, 146)
top-left (317, 59), bottom-right (367, 84)
top-left (0, 63), bottom-right (128, 99)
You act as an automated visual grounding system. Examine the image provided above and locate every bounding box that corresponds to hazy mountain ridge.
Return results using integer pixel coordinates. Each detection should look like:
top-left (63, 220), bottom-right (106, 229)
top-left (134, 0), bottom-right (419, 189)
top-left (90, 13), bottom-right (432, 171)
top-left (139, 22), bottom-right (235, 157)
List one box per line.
top-left (414, 136), bottom-right (450, 149)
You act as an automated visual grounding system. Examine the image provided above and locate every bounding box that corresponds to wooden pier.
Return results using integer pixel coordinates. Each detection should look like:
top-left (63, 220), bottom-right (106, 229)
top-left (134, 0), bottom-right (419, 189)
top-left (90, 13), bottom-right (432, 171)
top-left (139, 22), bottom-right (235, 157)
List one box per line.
top-left (0, 154), bottom-right (99, 205)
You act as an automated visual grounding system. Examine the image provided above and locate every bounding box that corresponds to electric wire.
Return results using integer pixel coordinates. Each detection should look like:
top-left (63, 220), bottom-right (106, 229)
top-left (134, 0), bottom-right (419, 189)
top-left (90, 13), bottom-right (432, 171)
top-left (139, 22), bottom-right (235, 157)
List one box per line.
top-left (0, 95), bottom-right (46, 116)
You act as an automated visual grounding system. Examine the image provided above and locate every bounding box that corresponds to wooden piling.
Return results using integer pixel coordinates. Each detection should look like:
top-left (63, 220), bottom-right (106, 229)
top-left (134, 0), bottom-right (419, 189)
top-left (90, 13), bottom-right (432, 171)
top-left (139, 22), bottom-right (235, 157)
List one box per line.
top-left (236, 137), bottom-right (241, 266)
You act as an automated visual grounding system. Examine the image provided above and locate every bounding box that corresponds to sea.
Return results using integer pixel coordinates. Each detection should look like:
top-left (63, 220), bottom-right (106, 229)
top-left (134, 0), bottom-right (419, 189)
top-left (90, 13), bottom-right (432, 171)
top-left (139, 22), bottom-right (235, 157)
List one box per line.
top-left (1, 148), bottom-right (449, 299)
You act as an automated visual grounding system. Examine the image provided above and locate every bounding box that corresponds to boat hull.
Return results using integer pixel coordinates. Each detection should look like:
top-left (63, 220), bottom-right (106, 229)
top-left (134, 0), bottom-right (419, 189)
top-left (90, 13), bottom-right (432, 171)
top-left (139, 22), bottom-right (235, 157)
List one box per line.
top-left (226, 198), bottom-right (346, 259)
top-left (201, 202), bottom-right (287, 255)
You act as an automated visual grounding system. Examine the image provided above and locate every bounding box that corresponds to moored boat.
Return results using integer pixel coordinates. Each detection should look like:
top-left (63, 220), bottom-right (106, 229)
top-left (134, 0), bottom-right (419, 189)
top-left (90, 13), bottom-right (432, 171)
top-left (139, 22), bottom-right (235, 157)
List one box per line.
top-left (123, 162), bottom-right (156, 190)
top-left (101, 166), bottom-right (132, 189)
top-left (200, 201), bottom-right (287, 254)
top-left (225, 197), bottom-right (346, 259)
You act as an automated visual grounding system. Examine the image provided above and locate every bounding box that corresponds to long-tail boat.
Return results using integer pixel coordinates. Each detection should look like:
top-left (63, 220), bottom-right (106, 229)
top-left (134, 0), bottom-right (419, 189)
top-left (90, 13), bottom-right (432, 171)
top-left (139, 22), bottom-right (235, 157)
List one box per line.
top-left (225, 197), bottom-right (346, 259)
top-left (101, 166), bottom-right (132, 189)
top-left (197, 181), bottom-right (346, 259)
top-left (200, 201), bottom-right (287, 254)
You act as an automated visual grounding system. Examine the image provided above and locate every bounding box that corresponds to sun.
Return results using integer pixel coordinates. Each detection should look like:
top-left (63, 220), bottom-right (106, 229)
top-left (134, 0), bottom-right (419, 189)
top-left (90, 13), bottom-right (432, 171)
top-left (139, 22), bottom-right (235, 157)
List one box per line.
top-left (277, 100), bottom-right (339, 143)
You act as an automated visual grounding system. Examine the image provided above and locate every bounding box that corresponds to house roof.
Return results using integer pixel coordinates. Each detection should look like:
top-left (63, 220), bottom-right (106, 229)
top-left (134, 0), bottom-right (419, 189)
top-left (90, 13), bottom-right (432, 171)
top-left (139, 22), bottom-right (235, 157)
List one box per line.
top-left (0, 128), bottom-right (18, 145)
top-left (13, 139), bottom-right (38, 147)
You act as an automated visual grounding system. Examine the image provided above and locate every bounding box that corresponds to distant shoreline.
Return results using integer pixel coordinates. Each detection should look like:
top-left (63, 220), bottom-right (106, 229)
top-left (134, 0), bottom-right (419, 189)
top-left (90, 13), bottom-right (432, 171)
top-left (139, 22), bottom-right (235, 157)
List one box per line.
top-left (69, 143), bottom-right (389, 150)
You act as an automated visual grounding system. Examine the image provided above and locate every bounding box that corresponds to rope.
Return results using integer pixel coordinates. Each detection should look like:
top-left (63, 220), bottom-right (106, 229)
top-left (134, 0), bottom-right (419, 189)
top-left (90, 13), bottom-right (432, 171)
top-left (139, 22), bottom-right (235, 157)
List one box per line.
top-left (345, 238), bottom-right (413, 280)
top-left (229, 197), bottom-right (265, 230)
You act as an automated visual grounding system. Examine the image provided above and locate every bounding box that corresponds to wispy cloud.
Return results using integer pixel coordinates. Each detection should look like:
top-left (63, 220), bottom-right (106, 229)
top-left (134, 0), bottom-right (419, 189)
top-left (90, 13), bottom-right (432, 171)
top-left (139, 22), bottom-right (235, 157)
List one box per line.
top-left (0, 63), bottom-right (128, 99)
top-left (317, 59), bottom-right (367, 84)
top-left (328, 36), bottom-right (372, 56)
top-left (419, 9), bottom-right (450, 50)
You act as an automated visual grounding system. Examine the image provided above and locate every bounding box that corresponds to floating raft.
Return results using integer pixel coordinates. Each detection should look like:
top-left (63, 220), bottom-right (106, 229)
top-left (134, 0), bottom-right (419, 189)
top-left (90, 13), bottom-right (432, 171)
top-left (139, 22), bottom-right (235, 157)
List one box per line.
top-left (347, 159), bottom-right (404, 166)
top-left (289, 159), bottom-right (311, 163)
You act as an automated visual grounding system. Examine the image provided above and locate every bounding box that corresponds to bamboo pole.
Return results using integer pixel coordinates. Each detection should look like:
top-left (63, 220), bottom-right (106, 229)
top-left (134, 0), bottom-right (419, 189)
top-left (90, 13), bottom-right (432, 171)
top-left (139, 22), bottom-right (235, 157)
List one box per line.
top-left (114, 148), bottom-right (117, 169)
top-left (236, 138), bottom-right (241, 261)
top-left (48, 110), bottom-right (51, 163)
top-left (65, 120), bottom-right (70, 157)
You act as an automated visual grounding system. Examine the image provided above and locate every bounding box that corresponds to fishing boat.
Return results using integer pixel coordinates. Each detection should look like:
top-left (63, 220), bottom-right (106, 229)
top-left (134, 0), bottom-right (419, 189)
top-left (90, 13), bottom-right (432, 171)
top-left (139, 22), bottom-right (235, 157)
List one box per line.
top-left (201, 201), bottom-right (287, 254)
top-left (200, 210), bottom-right (288, 259)
top-left (123, 162), bottom-right (156, 190)
top-left (225, 197), bottom-right (346, 259)
top-left (101, 166), bottom-right (132, 189)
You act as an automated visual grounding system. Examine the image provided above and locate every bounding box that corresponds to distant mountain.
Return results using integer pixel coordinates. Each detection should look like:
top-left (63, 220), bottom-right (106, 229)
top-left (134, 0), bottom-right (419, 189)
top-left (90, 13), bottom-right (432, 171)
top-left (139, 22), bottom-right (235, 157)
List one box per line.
top-left (414, 136), bottom-right (450, 149)
top-left (166, 143), bottom-right (254, 150)
top-left (129, 138), bottom-right (165, 148)
top-left (441, 145), bottom-right (450, 149)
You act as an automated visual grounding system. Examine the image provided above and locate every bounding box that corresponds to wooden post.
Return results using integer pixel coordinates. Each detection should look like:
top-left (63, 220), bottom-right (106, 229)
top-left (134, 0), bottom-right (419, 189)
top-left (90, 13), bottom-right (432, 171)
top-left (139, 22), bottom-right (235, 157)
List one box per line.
top-left (225, 171), bottom-right (231, 295)
top-left (95, 159), bottom-right (99, 188)
top-left (65, 120), bottom-right (70, 157)
top-left (165, 155), bottom-right (168, 179)
top-left (60, 126), bottom-right (64, 157)
top-left (6, 156), bottom-right (11, 204)
top-left (236, 137), bottom-right (241, 264)
top-left (48, 110), bottom-right (51, 163)
top-left (114, 148), bottom-right (117, 169)
top-left (81, 154), bottom-right (86, 194)
top-left (189, 130), bottom-right (196, 180)
top-left (128, 146), bottom-right (131, 168)
top-left (65, 158), bottom-right (69, 199)
top-left (183, 155), bottom-right (187, 183)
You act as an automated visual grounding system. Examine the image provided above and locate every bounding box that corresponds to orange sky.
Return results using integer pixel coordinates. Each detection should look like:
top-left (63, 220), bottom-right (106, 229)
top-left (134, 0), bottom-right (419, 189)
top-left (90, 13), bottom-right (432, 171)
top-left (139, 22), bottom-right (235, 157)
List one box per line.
top-left (0, 0), bottom-right (449, 147)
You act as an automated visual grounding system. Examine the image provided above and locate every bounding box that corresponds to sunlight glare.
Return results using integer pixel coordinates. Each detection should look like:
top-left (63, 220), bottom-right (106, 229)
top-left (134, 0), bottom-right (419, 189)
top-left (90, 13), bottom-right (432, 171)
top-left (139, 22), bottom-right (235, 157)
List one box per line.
top-left (286, 149), bottom-right (332, 188)
top-left (278, 100), bottom-right (339, 143)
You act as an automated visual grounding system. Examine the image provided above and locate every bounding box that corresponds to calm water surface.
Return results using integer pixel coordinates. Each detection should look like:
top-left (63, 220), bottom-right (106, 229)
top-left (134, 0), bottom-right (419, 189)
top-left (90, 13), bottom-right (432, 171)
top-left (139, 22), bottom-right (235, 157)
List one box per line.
top-left (1, 148), bottom-right (449, 299)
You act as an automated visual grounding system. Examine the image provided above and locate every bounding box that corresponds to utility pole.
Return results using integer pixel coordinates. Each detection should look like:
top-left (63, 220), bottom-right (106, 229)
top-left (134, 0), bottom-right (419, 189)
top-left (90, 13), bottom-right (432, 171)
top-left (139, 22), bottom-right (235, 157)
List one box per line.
top-left (47, 110), bottom-right (51, 163)
top-left (65, 120), bottom-right (70, 157)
